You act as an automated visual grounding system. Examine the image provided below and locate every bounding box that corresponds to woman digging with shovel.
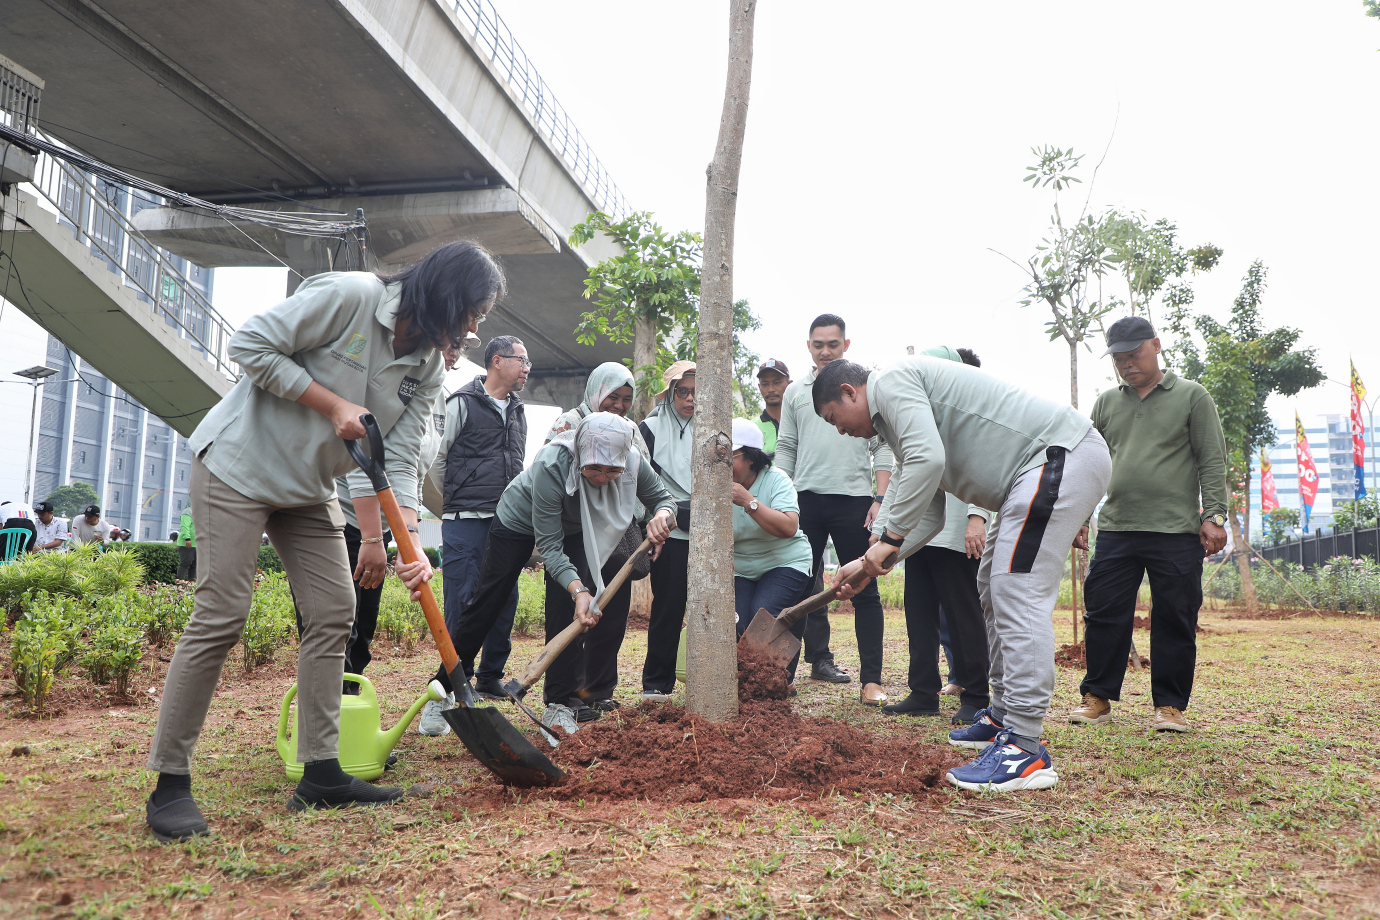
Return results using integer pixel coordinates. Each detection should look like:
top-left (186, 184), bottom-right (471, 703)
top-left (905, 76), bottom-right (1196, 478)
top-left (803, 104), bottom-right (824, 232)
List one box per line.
top-left (144, 241), bottom-right (506, 843)
top-left (433, 412), bottom-right (677, 728)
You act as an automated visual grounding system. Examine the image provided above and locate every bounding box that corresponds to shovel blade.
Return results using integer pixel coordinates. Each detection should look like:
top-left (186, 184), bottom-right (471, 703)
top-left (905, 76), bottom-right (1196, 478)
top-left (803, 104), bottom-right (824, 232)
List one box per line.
top-left (443, 705), bottom-right (564, 787)
top-left (739, 607), bottom-right (802, 663)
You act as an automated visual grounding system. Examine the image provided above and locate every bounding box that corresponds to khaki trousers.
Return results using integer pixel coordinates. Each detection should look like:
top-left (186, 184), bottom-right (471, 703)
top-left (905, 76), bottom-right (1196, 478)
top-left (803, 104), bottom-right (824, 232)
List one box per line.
top-left (147, 455), bottom-right (355, 773)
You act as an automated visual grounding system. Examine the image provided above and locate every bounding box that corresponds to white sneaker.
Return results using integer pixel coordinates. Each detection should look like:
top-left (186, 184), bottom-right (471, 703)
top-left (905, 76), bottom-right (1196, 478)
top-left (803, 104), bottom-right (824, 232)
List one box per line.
top-left (641, 690), bottom-right (671, 702)
top-left (418, 693), bottom-right (455, 736)
top-left (541, 703), bottom-right (580, 736)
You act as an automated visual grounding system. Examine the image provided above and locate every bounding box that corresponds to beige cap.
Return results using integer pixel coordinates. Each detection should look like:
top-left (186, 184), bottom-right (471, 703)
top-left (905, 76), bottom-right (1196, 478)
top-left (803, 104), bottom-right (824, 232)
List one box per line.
top-left (654, 360), bottom-right (697, 398)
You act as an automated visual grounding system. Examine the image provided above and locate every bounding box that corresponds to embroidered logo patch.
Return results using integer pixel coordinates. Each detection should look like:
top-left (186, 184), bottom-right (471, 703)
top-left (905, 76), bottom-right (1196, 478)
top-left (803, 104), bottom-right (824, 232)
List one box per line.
top-left (344, 334), bottom-right (368, 356)
top-left (398, 376), bottom-right (421, 405)
top-left (433, 413), bottom-right (446, 435)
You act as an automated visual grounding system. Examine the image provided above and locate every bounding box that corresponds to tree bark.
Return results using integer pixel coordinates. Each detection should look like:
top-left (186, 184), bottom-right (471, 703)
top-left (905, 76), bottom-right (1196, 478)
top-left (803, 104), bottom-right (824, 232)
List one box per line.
top-left (1229, 509), bottom-right (1259, 614)
top-left (632, 311), bottom-right (657, 422)
top-left (685, 0), bottom-right (755, 723)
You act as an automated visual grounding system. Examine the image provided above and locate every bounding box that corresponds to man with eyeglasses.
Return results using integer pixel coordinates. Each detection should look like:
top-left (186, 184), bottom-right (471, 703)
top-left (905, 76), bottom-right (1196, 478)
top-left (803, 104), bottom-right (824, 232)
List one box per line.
top-left (418, 335), bottom-right (531, 734)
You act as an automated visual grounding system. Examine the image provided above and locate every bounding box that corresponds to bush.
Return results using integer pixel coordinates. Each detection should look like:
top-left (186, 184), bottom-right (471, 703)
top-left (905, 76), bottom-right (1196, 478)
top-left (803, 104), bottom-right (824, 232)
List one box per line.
top-left (876, 570), bottom-right (904, 609)
top-left (9, 620), bottom-right (62, 714)
top-left (242, 573), bottom-right (295, 670)
top-left (82, 621), bottom-right (146, 696)
top-left (144, 583), bottom-right (194, 647)
top-left (375, 576), bottom-right (436, 650)
top-left (1209, 555), bottom-right (1380, 613)
top-left (512, 569), bottom-right (546, 638)
top-left (122, 542), bottom-right (179, 584)
top-left (257, 545), bottom-right (283, 575)
top-left (0, 544), bottom-right (144, 612)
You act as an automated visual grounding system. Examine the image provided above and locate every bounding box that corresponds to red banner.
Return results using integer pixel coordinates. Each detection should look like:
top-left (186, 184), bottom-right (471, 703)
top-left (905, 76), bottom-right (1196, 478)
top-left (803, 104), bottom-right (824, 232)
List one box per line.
top-left (1352, 361), bottom-right (1367, 500)
top-left (1260, 448), bottom-right (1278, 513)
top-left (1295, 412), bottom-right (1318, 527)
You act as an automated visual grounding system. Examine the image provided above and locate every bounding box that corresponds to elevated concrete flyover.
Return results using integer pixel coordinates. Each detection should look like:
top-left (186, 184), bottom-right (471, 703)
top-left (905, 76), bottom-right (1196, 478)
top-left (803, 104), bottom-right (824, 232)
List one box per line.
top-left (0, 0), bottom-right (632, 408)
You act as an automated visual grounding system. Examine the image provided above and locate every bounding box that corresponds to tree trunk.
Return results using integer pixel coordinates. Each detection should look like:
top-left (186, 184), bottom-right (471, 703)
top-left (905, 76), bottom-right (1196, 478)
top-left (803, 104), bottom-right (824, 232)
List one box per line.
top-left (1229, 509), bottom-right (1258, 614)
top-left (1068, 338), bottom-right (1079, 409)
top-left (685, 0), bottom-right (756, 723)
top-left (632, 311), bottom-right (657, 422)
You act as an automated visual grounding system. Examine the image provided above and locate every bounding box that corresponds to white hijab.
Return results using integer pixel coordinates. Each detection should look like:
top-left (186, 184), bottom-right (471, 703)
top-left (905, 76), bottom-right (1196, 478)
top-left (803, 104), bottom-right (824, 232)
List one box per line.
top-left (549, 412), bottom-right (640, 603)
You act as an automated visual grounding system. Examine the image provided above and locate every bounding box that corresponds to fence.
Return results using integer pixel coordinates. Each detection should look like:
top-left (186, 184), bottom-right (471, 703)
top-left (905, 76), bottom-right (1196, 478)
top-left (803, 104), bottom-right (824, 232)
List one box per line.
top-left (449, 0), bottom-right (629, 220)
top-left (1256, 526), bottom-right (1380, 570)
top-left (0, 58), bottom-right (41, 134)
top-left (23, 129), bottom-right (240, 383)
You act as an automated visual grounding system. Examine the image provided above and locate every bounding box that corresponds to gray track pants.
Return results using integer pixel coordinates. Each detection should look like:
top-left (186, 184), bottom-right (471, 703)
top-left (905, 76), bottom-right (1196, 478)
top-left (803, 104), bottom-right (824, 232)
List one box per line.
top-left (147, 455), bottom-right (355, 773)
top-left (977, 429), bottom-right (1111, 740)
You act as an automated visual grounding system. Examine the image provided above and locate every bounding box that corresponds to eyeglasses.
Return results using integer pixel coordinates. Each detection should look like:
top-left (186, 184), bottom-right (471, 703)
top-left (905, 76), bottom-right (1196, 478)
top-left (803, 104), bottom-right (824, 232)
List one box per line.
top-left (674, 386), bottom-right (695, 399)
top-left (497, 354), bottom-right (533, 369)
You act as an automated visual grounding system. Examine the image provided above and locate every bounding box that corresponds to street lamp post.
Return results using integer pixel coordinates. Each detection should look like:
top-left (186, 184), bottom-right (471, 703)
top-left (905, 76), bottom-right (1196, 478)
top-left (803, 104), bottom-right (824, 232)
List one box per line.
top-left (12, 365), bottom-right (58, 503)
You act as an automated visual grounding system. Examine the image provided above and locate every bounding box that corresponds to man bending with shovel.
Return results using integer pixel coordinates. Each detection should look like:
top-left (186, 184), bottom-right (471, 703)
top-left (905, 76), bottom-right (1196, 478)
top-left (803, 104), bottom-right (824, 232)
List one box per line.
top-left (815, 356), bottom-right (1111, 792)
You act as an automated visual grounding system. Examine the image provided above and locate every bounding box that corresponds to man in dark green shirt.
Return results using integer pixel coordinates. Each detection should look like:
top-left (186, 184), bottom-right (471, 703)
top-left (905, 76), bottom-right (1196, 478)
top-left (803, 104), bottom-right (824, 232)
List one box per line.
top-left (1072, 317), bottom-right (1229, 733)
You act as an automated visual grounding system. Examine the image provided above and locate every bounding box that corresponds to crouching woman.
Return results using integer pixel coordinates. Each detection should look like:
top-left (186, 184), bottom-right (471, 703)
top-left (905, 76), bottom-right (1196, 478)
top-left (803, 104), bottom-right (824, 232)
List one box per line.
top-left (730, 418), bottom-right (814, 681)
top-left (438, 413), bottom-right (676, 721)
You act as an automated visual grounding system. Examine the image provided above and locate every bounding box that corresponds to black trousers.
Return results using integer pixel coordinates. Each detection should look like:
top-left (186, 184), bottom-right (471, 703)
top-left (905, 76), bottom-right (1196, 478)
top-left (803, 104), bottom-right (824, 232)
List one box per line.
top-left (902, 545), bottom-right (990, 710)
top-left (176, 545), bottom-right (197, 581)
top-left (642, 537), bottom-right (689, 693)
top-left (342, 523), bottom-right (390, 679)
top-left (1080, 530), bottom-right (1203, 711)
top-left (542, 533), bottom-right (632, 706)
top-left (797, 491), bottom-right (885, 684)
top-left (434, 520), bottom-right (535, 694)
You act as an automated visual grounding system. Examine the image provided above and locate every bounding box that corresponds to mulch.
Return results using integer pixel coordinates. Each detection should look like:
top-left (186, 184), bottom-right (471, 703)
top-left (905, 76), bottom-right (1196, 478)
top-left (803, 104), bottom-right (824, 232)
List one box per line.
top-left (1054, 641), bottom-right (1150, 670)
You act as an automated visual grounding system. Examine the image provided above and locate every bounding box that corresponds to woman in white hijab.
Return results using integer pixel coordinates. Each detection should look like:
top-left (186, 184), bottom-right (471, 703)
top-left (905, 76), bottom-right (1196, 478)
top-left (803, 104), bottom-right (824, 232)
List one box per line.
top-left (437, 412), bottom-right (677, 723)
top-left (544, 362), bottom-right (650, 461)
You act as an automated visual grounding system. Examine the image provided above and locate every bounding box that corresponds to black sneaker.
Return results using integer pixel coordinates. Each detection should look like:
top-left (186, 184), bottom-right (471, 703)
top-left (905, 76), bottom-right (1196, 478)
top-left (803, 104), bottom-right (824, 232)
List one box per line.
top-left (881, 693), bottom-right (943, 717)
top-left (146, 793), bottom-right (210, 843)
top-left (952, 702), bottom-right (984, 725)
top-left (474, 678), bottom-right (507, 700)
top-left (809, 658), bottom-right (851, 684)
top-left (591, 699), bottom-right (621, 712)
top-left (288, 777), bottom-right (405, 812)
top-left (572, 704), bottom-right (603, 723)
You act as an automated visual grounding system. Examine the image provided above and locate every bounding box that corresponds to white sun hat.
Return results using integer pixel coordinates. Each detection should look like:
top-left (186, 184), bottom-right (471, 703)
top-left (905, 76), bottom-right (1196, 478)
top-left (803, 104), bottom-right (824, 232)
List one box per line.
top-left (731, 417), bottom-right (765, 451)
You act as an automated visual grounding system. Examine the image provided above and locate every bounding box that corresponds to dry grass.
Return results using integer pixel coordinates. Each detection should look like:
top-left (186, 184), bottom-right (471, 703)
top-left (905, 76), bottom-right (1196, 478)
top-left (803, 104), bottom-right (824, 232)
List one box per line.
top-left (0, 607), bottom-right (1377, 919)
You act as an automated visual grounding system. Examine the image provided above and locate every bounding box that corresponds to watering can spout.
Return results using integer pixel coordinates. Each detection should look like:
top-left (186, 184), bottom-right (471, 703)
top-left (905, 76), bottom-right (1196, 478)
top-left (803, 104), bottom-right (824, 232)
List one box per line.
top-left (381, 680), bottom-right (446, 753)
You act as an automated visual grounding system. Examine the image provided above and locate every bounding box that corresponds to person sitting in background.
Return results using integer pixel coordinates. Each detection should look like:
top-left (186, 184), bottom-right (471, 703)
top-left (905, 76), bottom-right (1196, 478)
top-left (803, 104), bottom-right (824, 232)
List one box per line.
top-left (729, 418), bottom-right (814, 685)
top-left (1, 500), bottom-right (38, 554)
top-left (31, 501), bottom-right (67, 552)
top-left (71, 505), bottom-right (112, 545)
top-left (429, 412), bottom-right (677, 726)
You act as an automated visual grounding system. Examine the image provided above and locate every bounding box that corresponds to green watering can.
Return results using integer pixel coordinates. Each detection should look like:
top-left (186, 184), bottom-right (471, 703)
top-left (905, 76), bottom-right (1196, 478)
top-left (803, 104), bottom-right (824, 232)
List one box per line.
top-left (276, 673), bottom-right (444, 781)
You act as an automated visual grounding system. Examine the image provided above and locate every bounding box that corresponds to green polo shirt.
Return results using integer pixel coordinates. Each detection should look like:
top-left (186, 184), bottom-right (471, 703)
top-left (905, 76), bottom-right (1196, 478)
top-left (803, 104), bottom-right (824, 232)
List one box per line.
top-left (755, 410), bottom-right (778, 454)
top-left (1089, 370), bottom-right (1229, 534)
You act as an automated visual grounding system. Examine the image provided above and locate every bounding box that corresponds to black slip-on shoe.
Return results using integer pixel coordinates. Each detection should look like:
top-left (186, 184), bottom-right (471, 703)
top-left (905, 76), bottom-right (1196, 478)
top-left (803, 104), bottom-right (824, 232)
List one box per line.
top-left (288, 777), bottom-right (405, 812)
top-left (809, 659), bottom-right (851, 684)
top-left (880, 693), bottom-right (943, 717)
top-left (952, 703), bottom-right (985, 725)
top-left (591, 699), bottom-right (621, 712)
top-left (474, 678), bottom-right (507, 700)
top-left (146, 793), bottom-right (210, 843)
top-left (572, 705), bottom-right (603, 723)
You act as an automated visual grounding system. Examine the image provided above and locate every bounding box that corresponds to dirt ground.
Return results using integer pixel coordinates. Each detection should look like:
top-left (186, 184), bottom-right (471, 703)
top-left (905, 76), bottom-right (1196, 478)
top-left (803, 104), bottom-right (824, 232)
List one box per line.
top-left (1, 606), bottom-right (1377, 919)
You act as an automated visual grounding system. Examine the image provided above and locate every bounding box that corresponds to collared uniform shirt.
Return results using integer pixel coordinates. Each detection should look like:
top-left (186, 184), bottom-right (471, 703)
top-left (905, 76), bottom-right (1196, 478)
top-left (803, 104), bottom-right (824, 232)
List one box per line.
top-left (775, 364), bottom-right (893, 497)
top-left (34, 516), bottom-right (68, 550)
top-left (1090, 370), bottom-right (1229, 534)
top-left (189, 272), bottom-right (442, 511)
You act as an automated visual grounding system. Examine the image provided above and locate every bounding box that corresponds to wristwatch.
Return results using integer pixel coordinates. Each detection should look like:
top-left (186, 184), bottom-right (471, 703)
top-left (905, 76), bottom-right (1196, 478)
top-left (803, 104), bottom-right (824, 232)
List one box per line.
top-left (879, 532), bottom-right (904, 548)
top-left (747, 500), bottom-right (760, 513)
top-left (873, 493), bottom-right (886, 504)
top-left (1208, 514), bottom-right (1227, 527)
top-left (572, 585), bottom-right (591, 597)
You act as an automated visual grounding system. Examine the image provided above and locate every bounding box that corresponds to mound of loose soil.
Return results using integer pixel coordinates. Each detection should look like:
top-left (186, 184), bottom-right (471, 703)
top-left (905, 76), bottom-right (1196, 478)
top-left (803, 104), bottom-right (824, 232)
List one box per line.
top-left (737, 640), bottom-right (789, 702)
top-left (625, 608), bottom-right (650, 630)
top-left (1054, 641), bottom-right (1150, 670)
top-left (530, 701), bottom-right (962, 803)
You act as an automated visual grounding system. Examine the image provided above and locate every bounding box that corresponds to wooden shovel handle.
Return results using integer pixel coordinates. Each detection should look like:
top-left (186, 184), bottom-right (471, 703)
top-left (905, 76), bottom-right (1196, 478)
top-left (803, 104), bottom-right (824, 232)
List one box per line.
top-left (776, 549), bottom-right (898, 630)
top-left (375, 487), bottom-right (459, 674)
top-left (514, 536), bottom-right (655, 692)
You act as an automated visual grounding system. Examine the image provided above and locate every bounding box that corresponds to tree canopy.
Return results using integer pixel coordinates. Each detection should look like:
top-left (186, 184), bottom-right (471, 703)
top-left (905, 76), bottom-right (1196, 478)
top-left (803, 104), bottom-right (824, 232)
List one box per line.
top-left (45, 482), bottom-right (100, 520)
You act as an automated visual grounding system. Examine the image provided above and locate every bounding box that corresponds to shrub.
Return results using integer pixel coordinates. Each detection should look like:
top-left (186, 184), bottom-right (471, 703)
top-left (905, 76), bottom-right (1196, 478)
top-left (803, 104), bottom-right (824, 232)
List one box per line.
top-left (242, 573), bottom-right (295, 670)
top-left (0, 543), bottom-right (144, 612)
top-left (9, 620), bottom-right (62, 714)
top-left (257, 545), bottom-right (283, 575)
top-left (876, 570), bottom-right (904, 609)
top-left (82, 619), bottom-right (146, 695)
top-left (1208, 555), bottom-right (1380, 613)
top-left (144, 583), bottom-right (194, 647)
top-left (122, 542), bottom-right (179, 584)
top-left (512, 569), bottom-right (545, 638)
top-left (376, 576), bottom-right (435, 650)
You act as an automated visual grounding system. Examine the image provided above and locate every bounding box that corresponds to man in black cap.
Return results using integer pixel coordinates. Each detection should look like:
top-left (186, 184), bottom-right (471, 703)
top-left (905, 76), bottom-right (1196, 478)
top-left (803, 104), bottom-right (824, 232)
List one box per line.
top-left (1070, 316), bottom-right (1229, 733)
top-left (32, 501), bottom-right (67, 551)
top-left (754, 358), bottom-right (791, 453)
top-left (71, 505), bottom-right (113, 546)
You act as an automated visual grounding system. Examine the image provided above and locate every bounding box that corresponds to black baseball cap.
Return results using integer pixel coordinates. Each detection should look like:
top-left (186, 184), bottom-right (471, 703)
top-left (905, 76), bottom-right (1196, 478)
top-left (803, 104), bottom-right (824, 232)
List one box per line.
top-left (1102, 316), bottom-right (1156, 357)
top-left (33, 501), bottom-right (53, 514)
top-left (83, 504), bottom-right (100, 516)
top-left (757, 358), bottom-right (790, 379)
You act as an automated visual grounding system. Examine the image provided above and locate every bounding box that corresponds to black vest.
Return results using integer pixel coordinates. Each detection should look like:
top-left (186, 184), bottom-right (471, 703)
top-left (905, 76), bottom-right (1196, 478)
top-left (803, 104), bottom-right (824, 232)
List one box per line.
top-left (442, 376), bottom-right (528, 515)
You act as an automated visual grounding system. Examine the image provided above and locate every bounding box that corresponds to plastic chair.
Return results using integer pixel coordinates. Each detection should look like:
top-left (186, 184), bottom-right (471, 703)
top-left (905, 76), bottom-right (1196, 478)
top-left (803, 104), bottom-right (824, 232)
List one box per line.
top-left (1, 527), bottom-right (32, 562)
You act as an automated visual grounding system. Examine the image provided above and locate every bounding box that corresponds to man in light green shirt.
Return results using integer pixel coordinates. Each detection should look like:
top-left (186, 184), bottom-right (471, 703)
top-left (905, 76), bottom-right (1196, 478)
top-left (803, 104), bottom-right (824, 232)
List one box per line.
top-left (815, 356), bottom-right (1111, 793)
top-left (176, 507), bottom-right (196, 580)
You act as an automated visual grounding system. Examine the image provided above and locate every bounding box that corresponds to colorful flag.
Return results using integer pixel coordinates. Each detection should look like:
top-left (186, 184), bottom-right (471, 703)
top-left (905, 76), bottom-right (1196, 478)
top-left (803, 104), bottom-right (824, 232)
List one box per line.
top-left (1260, 447), bottom-right (1278, 513)
top-left (1295, 412), bottom-right (1319, 531)
top-left (1352, 360), bottom-right (1367, 500)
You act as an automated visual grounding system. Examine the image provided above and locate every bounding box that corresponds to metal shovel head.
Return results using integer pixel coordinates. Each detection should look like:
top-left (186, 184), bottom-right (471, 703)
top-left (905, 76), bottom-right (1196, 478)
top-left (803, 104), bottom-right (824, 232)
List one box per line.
top-left (443, 704), bottom-right (564, 788)
top-left (739, 607), bottom-right (802, 663)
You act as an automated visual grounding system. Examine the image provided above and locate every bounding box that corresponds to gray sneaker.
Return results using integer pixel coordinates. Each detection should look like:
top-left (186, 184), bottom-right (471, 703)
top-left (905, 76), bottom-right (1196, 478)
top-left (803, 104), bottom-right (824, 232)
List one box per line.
top-left (641, 690), bottom-right (671, 702)
top-left (417, 692), bottom-right (455, 736)
top-left (541, 703), bottom-right (580, 736)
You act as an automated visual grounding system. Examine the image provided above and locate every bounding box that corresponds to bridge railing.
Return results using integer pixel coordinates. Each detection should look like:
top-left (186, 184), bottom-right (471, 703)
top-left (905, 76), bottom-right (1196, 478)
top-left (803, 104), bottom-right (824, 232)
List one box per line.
top-left (0, 57), bottom-right (41, 134)
top-left (451, 0), bottom-right (629, 220)
top-left (24, 130), bottom-right (240, 383)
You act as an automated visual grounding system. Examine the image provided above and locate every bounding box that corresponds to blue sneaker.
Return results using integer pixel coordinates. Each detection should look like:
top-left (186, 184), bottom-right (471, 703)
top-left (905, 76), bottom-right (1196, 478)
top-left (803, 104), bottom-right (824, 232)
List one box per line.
top-left (946, 729), bottom-right (1059, 792)
top-left (947, 706), bottom-right (1005, 749)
